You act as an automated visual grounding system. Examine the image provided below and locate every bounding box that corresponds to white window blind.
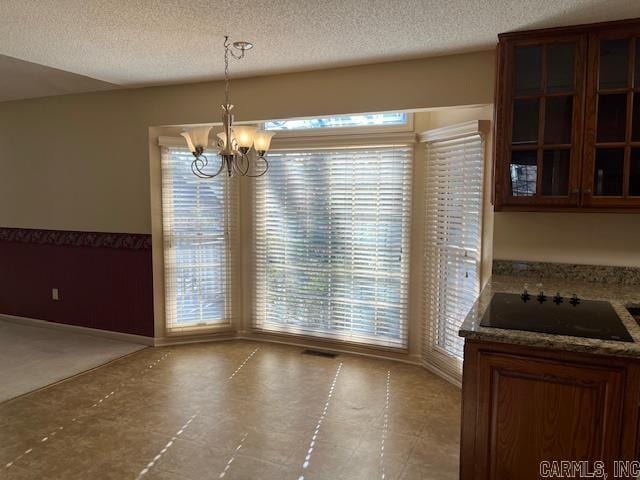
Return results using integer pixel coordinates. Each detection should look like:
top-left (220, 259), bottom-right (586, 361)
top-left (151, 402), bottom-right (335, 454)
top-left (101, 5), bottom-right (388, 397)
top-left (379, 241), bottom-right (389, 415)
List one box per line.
top-left (421, 129), bottom-right (484, 380)
top-left (161, 147), bottom-right (237, 331)
top-left (253, 146), bottom-right (412, 348)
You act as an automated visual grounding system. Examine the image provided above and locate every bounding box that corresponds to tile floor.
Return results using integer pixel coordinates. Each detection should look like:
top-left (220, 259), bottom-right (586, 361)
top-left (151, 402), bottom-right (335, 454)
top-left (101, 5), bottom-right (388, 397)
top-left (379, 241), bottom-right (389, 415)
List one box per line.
top-left (0, 341), bottom-right (460, 480)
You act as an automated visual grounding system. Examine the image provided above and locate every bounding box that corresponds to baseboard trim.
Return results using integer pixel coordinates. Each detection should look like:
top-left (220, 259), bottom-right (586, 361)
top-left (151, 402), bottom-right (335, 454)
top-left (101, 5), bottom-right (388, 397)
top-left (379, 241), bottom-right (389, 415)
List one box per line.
top-left (421, 358), bottom-right (462, 388)
top-left (0, 313), bottom-right (154, 346)
top-left (153, 331), bottom-right (236, 347)
top-left (236, 330), bottom-right (422, 366)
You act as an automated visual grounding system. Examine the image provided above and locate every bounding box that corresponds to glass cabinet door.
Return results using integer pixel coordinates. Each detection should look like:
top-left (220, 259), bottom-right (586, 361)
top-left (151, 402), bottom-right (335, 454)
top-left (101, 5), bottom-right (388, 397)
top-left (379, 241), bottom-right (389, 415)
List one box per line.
top-left (583, 31), bottom-right (640, 208)
top-left (502, 36), bottom-right (586, 208)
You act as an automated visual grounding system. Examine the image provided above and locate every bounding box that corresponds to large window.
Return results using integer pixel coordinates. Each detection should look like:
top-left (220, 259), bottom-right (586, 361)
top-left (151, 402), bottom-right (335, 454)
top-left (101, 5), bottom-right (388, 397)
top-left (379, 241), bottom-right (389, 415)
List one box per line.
top-left (161, 147), bottom-right (237, 331)
top-left (421, 125), bottom-right (485, 380)
top-left (253, 146), bottom-right (412, 348)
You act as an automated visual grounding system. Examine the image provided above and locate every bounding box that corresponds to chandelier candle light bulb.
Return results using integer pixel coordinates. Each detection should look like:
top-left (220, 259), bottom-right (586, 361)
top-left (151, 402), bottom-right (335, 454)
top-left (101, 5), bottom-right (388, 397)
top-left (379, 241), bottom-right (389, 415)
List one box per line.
top-left (181, 36), bottom-right (273, 178)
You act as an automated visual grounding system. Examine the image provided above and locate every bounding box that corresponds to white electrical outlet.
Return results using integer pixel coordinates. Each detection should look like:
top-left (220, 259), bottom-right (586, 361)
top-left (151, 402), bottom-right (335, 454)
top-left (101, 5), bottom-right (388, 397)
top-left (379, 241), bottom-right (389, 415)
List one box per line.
top-left (52, 288), bottom-right (59, 301)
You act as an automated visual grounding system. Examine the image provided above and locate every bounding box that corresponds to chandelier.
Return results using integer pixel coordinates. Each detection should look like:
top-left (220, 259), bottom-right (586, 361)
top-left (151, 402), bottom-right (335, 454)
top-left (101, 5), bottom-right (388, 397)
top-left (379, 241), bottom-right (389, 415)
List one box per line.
top-left (181, 36), bottom-right (275, 178)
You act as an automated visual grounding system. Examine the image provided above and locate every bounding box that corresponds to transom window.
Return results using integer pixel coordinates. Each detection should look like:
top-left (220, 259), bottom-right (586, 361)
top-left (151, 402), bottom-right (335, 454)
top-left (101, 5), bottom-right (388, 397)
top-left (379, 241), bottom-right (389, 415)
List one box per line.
top-left (264, 112), bottom-right (408, 131)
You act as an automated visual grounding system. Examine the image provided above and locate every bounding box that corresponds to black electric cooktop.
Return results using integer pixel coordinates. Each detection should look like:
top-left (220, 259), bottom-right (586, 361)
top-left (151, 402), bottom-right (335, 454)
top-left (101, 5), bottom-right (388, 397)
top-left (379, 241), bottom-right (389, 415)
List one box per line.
top-left (480, 292), bottom-right (634, 342)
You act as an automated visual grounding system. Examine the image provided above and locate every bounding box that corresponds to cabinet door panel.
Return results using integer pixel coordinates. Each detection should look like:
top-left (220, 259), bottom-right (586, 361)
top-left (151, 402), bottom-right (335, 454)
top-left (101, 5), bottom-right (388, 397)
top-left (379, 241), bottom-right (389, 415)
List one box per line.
top-left (542, 150), bottom-right (570, 196)
top-left (594, 148), bottom-right (625, 196)
top-left (510, 150), bottom-right (538, 196)
top-left (597, 93), bottom-right (628, 143)
top-left (514, 45), bottom-right (542, 95)
top-left (583, 26), bottom-right (640, 208)
top-left (635, 38), bottom-right (640, 88)
top-left (495, 34), bottom-right (586, 209)
top-left (630, 148), bottom-right (640, 196)
top-left (546, 43), bottom-right (575, 93)
top-left (544, 96), bottom-right (573, 144)
top-left (473, 351), bottom-right (625, 480)
top-left (599, 39), bottom-right (629, 90)
top-left (632, 93), bottom-right (640, 141)
top-left (512, 98), bottom-right (540, 144)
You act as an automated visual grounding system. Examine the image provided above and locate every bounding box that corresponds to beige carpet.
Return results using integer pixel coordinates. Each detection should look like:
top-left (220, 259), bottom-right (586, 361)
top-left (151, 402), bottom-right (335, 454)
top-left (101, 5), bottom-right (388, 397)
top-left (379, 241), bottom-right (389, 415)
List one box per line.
top-left (0, 318), bottom-right (145, 403)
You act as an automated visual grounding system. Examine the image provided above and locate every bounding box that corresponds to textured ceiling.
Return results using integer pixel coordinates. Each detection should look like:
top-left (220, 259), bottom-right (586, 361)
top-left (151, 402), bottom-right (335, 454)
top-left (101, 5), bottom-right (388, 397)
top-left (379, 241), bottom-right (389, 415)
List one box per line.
top-left (1, 0), bottom-right (640, 100)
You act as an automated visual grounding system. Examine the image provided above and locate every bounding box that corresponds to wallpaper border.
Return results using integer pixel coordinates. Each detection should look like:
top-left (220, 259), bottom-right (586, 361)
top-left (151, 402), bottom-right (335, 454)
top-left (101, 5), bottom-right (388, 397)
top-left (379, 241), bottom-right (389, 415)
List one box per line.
top-left (0, 227), bottom-right (152, 250)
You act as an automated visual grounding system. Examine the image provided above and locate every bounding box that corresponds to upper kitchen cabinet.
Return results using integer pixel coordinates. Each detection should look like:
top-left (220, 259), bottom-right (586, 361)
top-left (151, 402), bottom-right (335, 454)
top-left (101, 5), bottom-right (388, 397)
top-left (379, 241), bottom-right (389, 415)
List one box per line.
top-left (583, 24), bottom-right (640, 208)
top-left (494, 19), bottom-right (640, 212)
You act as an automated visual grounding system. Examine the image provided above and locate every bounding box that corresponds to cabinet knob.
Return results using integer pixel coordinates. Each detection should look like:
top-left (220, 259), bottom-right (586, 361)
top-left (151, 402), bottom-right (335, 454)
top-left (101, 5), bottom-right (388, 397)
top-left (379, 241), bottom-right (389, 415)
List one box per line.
top-left (571, 188), bottom-right (580, 195)
top-left (583, 188), bottom-right (592, 195)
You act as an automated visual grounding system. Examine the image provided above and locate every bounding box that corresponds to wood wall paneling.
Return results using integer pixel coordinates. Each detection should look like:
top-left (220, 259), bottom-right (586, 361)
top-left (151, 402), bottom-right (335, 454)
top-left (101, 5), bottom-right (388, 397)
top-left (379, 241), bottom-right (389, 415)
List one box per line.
top-left (0, 228), bottom-right (154, 337)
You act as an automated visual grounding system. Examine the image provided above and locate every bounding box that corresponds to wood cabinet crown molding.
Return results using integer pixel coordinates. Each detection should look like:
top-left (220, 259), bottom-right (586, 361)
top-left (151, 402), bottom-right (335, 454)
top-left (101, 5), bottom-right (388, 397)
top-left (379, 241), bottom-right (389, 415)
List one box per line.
top-left (498, 17), bottom-right (640, 40)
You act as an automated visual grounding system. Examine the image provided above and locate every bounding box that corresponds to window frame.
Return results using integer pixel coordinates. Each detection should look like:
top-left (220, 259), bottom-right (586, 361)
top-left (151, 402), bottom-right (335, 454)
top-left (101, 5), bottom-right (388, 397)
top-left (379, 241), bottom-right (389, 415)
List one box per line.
top-left (261, 112), bottom-right (414, 138)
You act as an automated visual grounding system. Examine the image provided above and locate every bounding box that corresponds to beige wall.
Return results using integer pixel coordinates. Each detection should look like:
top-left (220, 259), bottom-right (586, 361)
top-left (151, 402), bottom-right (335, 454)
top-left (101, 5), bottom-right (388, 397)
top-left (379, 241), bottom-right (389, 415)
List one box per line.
top-left (494, 213), bottom-right (640, 267)
top-left (426, 105), bottom-right (493, 129)
top-left (1, 44), bottom-right (636, 269)
top-left (0, 50), bottom-right (495, 234)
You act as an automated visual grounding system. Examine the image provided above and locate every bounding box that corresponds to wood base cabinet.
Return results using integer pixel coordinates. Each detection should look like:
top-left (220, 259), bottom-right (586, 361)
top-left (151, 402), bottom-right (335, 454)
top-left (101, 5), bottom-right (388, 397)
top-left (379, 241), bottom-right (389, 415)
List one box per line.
top-left (460, 340), bottom-right (640, 479)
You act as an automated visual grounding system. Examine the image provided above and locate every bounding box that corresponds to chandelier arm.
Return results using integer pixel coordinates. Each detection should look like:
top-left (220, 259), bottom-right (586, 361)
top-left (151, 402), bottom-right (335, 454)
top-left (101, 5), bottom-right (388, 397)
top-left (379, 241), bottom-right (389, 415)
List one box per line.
top-left (242, 153), bottom-right (251, 174)
top-left (191, 163), bottom-right (211, 178)
top-left (246, 156), bottom-right (269, 178)
top-left (194, 153), bottom-right (209, 171)
top-left (191, 154), bottom-right (224, 178)
top-left (229, 156), bottom-right (241, 176)
top-left (230, 162), bottom-right (242, 177)
top-left (235, 153), bottom-right (250, 176)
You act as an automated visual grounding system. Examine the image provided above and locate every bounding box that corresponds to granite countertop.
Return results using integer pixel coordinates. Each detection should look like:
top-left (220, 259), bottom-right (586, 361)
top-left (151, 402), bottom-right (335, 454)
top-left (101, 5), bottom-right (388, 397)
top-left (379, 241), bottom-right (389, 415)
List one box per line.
top-left (459, 274), bottom-right (640, 359)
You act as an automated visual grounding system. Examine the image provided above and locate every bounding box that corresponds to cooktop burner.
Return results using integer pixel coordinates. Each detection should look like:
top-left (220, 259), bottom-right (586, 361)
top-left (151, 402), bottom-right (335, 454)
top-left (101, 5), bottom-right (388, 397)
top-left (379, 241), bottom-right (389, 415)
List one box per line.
top-left (480, 292), bottom-right (633, 342)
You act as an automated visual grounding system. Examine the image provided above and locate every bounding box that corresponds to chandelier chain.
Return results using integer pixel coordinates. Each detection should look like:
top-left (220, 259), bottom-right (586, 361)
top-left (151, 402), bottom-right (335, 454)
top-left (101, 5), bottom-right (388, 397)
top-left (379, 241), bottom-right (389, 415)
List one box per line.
top-left (223, 35), bottom-right (246, 106)
top-left (224, 36), bottom-right (231, 106)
